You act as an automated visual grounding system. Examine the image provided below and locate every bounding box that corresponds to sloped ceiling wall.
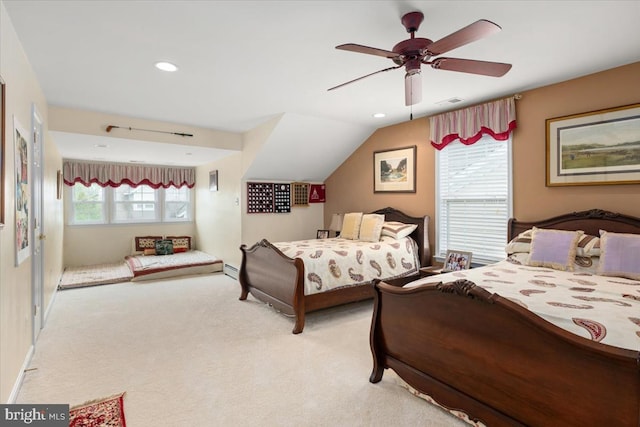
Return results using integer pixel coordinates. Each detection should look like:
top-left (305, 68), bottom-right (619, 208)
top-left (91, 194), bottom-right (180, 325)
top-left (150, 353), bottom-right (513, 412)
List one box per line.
top-left (242, 113), bottom-right (375, 182)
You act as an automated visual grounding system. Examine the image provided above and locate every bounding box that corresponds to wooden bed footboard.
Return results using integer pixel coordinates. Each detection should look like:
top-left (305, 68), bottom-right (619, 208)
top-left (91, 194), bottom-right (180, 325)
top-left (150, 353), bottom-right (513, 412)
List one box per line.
top-left (370, 279), bottom-right (640, 427)
top-left (239, 239), bottom-right (376, 334)
top-left (239, 239), bottom-right (306, 333)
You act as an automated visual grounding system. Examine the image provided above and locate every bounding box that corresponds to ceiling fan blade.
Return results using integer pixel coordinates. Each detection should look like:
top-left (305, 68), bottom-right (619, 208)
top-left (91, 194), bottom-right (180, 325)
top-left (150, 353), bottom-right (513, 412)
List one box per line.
top-left (426, 19), bottom-right (502, 55)
top-left (327, 64), bottom-right (403, 91)
top-left (431, 57), bottom-right (512, 77)
top-left (336, 43), bottom-right (400, 59)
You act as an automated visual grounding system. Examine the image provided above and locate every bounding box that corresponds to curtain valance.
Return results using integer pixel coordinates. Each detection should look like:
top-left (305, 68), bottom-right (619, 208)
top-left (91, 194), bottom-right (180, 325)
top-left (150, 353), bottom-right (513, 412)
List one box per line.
top-left (63, 160), bottom-right (196, 189)
top-left (429, 97), bottom-right (517, 150)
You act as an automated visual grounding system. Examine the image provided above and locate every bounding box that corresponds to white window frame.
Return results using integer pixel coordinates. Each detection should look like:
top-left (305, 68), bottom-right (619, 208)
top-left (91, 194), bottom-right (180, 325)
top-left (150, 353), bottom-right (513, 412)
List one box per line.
top-left (67, 183), bottom-right (193, 225)
top-left (435, 134), bottom-right (513, 266)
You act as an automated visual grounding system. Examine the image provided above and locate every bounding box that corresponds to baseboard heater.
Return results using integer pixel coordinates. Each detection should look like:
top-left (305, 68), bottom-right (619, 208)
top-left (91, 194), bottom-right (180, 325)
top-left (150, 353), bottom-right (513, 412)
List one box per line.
top-left (223, 263), bottom-right (239, 280)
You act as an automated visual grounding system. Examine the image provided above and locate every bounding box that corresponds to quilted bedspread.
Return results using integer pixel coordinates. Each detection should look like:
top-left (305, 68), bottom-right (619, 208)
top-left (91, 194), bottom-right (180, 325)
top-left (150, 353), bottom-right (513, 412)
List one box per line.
top-left (124, 250), bottom-right (222, 280)
top-left (408, 257), bottom-right (640, 351)
top-left (274, 236), bottom-right (420, 296)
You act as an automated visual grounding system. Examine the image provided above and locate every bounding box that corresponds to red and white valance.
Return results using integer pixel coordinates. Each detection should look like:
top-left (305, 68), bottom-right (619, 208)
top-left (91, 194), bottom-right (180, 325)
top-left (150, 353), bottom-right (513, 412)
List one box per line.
top-left (430, 97), bottom-right (517, 150)
top-left (63, 160), bottom-right (196, 189)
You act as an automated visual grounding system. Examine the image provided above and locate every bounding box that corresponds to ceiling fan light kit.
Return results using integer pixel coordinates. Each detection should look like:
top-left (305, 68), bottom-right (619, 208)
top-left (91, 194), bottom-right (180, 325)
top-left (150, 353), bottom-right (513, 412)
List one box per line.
top-left (329, 11), bottom-right (512, 107)
top-left (405, 70), bottom-right (422, 106)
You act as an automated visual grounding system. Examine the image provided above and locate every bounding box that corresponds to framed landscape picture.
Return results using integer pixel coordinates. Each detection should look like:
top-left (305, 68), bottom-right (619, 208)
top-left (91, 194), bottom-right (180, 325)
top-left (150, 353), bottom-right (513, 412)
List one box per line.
top-left (546, 103), bottom-right (640, 186)
top-left (373, 145), bottom-right (416, 193)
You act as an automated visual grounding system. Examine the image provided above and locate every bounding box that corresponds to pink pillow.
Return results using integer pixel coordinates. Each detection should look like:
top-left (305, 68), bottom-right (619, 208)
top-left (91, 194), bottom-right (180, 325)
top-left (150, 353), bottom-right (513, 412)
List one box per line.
top-left (597, 231), bottom-right (640, 280)
top-left (526, 227), bottom-right (581, 271)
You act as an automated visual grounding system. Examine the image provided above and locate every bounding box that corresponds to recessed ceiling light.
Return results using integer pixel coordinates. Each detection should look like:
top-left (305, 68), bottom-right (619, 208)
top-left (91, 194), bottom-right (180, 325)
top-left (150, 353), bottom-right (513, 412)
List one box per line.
top-left (185, 152), bottom-right (193, 156)
top-left (94, 144), bottom-right (109, 148)
top-left (372, 113), bottom-right (386, 118)
top-left (155, 61), bottom-right (178, 72)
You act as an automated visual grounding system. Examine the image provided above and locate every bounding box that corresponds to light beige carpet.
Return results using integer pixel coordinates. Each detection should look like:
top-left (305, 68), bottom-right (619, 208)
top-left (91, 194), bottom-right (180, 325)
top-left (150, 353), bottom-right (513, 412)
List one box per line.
top-left (18, 273), bottom-right (469, 426)
top-left (59, 262), bottom-right (133, 289)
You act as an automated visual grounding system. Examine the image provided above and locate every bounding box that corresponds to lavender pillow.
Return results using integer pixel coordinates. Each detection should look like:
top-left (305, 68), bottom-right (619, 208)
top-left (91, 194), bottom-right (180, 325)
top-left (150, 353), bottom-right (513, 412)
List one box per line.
top-left (597, 231), bottom-right (640, 280)
top-left (526, 227), bottom-right (581, 271)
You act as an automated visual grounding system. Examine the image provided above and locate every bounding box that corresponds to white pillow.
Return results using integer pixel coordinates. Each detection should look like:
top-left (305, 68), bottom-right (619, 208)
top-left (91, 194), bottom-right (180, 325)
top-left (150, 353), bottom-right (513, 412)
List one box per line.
top-left (358, 214), bottom-right (385, 242)
top-left (381, 221), bottom-right (417, 239)
top-left (340, 212), bottom-right (363, 240)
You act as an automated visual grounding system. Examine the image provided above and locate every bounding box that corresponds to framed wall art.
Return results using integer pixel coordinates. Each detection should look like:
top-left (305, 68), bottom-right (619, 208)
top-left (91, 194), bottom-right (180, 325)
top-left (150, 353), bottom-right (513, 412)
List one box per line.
top-left (209, 170), bottom-right (218, 191)
top-left (57, 169), bottom-right (63, 199)
top-left (0, 75), bottom-right (5, 227)
top-left (373, 145), bottom-right (416, 193)
top-left (14, 116), bottom-right (30, 265)
top-left (546, 103), bottom-right (640, 186)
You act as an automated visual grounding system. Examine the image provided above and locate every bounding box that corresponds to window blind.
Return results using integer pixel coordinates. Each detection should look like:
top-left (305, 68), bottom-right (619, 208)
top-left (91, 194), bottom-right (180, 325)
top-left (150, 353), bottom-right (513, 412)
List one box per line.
top-left (436, 135), bottom-right (512, 265)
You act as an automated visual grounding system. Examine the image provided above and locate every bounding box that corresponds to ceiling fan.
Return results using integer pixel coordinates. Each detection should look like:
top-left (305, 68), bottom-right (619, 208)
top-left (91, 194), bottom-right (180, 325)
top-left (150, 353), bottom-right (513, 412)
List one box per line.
top-left (328, 11), bottom-right (512, 106)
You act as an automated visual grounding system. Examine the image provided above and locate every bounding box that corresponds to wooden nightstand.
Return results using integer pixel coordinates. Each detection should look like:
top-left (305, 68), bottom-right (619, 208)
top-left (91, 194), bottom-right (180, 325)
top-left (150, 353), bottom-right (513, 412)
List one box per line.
top-left (419, 266), bottom-right (444, 277)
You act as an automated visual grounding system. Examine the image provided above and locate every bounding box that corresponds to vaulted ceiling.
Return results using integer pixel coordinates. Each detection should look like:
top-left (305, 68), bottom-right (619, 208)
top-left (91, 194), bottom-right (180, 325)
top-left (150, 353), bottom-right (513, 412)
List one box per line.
top-left (4, 1), bottom-right (640, 180)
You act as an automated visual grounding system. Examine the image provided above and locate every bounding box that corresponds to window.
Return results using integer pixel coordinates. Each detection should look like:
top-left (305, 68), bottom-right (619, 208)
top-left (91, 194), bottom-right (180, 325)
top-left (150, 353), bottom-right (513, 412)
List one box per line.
top-left (113, 185), bottom-right (158, 222)
top-left (436, 134), bottom-right (512, 265)
top-left (68, 184), bottom-right (192, 225)
top-left (70, 183), bottom-right (105, 224)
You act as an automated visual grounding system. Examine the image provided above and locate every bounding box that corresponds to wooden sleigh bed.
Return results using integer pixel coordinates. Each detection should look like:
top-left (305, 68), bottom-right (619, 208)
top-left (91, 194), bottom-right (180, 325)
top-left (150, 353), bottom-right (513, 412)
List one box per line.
top-left (370, 208), bottom-right (640, 426)
top-left (239, 207), bottom-right (431, 334)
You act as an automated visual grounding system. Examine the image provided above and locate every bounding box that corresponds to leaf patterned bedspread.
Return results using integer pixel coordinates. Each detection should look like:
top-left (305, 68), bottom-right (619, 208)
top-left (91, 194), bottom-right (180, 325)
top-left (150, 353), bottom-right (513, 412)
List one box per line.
top-left (274, 236), bottom-right (420, 296)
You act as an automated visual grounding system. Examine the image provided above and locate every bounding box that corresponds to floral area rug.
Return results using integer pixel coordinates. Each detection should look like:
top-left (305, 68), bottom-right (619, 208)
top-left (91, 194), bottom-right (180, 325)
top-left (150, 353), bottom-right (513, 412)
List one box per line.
top-left (59, 262), bottom-right (133, 290)
top-left (69, 392), bottom-right (126, 427)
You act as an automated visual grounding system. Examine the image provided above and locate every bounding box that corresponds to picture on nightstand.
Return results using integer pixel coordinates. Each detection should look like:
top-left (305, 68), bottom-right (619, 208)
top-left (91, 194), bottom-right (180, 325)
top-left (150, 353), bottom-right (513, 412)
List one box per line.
top-left (442, 250), bottom-right (472, 272)
top-left (316, 229), bottom-right (329, 239)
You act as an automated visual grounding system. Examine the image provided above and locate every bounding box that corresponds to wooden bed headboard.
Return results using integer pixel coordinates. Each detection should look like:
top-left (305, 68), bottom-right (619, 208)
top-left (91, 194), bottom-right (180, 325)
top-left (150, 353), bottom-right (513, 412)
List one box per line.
top-left (508, 208), bottom-right (640, 241)
top-left (371, 207), bottom-right (431, 268)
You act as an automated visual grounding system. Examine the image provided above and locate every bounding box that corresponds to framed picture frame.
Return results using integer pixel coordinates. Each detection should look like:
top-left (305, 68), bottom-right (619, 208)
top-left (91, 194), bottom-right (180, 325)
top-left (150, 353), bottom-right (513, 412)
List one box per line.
top-left (14, 116), bottom-right (30, 265)
top-left (546, 103), bottom-right (640, 186)
top-left (56, 170), bottom-right (63, 199)
top-left (373, 145), bottom-right (416, 193)
top-left (316, 229), bottom-right (329, 239)
top-left (0, 75), bottom-right (5, 227)
top-left (209, 170), bottom-right (218, 191)
top-left (442, 250), bottom-right (472, 272)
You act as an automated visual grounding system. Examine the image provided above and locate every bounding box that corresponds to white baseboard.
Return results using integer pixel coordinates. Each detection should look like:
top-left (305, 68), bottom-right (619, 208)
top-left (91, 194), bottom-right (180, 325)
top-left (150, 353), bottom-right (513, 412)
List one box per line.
top-left (7, 279), bottom-right (60, 403)
top-left (223, 263), bottom-right (239, 280)
top-left (7, 345), bottom-right (34, 404)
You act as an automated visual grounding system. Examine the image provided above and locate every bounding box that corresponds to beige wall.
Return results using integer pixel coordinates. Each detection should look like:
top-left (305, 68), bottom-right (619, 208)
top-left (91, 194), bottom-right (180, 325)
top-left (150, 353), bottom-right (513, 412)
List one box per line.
top-left (1, 0), bottom-right (65, 402)
top-left (195, 153), bottom-right (243, 269)
top-left (64, 223), bottom-right (196, 266)
top-left (49, 106), bottom-right (243, 151)
top-left (325, 61), bottom-right (640, 261)
top-left (240, 119), bottom-right (325, 253)
top-left (512, 62), bottom-right (640, 220)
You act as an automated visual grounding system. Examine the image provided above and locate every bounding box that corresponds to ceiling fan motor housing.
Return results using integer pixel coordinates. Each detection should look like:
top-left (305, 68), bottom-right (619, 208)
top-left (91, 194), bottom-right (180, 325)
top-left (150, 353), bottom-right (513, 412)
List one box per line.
top-left (401, 11), bottom-right (424, 33)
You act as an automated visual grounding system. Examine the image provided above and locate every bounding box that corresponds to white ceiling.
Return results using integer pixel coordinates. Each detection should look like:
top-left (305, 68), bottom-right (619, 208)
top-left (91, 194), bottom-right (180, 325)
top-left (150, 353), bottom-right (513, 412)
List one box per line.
top-left (4, 1), bottom-right (640, 175)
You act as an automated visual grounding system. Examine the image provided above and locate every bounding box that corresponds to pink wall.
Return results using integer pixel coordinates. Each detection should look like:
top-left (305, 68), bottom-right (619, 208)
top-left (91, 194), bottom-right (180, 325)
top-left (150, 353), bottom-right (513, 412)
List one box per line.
top-left (324, 62), bottom-right (640, 258)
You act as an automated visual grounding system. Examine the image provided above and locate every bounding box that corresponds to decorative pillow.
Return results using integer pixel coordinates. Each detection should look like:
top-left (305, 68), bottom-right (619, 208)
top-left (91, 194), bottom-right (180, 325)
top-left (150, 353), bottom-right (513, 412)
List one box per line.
top-left (381, 221), bottom-right (418, 239)
top-left (597, 231), bottom-right (640, 280)
top-left (506, 228), bottom-right (599, 257)
top-left (166, 236), bottom-right (192, 253)
top-left (143, 248), bottom-right (156, 256)
top-left (525, 227), bottom-right (582, 271)
top-left (340, 212), bottom-right (363, 240)
top-left (358, 214), bottom-right (385, 242)
top-left (154, 239), bottom-right (174, 256)
top-left (134, 236), bottom-right (163, 254)
top-left (505, 229), bottom-right (533, 254)
top-left (576, 234), bottom-right (600, 257)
